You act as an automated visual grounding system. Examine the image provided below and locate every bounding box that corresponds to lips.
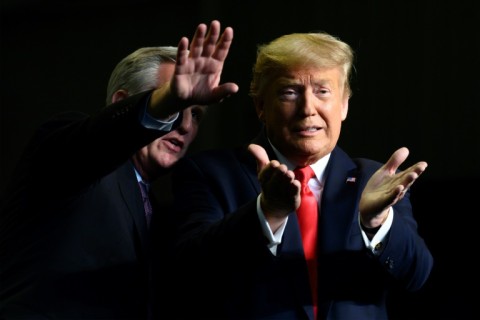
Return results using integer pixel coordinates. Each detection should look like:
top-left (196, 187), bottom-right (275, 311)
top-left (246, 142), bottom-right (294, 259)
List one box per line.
top-left (164, 137), bottom-right (184, 152)
top-left (295, 125), bottom-right (322, 133)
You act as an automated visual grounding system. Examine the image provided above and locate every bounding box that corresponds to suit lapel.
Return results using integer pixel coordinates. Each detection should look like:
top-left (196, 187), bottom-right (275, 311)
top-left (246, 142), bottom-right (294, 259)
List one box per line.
top-left (117, 161), bottom-right (149, 253)
top-left (320, 147), bottom-right (360, 252)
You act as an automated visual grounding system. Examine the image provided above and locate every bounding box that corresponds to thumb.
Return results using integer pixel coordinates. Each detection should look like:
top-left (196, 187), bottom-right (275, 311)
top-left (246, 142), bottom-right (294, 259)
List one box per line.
top-left (248, 144), bottom-right (270, 174)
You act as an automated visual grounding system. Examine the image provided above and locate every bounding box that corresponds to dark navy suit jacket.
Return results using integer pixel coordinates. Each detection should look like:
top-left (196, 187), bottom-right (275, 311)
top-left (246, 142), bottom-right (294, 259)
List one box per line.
top-left (171, 129), bottom-right (433, 320)
top-left (0, 91), bottom-right (175, 319)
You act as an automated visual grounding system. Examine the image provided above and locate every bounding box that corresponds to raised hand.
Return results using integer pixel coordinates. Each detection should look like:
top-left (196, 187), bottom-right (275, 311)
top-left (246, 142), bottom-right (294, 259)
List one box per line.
top-left (359, 147), bottom-right (428, 228)
top-left (174, 20), bottom-right (238, 103)
top-left (150, 20), bottom-right (239, 118)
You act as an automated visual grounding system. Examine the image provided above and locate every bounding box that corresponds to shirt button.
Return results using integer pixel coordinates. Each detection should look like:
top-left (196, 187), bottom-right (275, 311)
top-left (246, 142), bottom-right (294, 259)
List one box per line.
top-left (374, 242), bottom-right (383, 251)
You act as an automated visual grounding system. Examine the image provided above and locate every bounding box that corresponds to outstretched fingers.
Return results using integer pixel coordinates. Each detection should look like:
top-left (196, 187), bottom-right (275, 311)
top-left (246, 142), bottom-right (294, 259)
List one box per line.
top-left (202, 20), bottom-right (222, 57)
top-left (211, 26), bottom-right (234, 62)
top-left (176, 37), bottom-right (190, 66)
top-left (400, 161), bottom-right (428, 189)
top-left (189, 22), bottom-right (208, 58)
top-left (390, 154), bottom-right (428, 202)
top-left (188, 20), bottom-right (227, 60)
top-left (384, 147), bottom-right (409, 174)
top-left (187, 20), bottom-right (234, 62)
top-left (171, 20), bottom-right (238, 106)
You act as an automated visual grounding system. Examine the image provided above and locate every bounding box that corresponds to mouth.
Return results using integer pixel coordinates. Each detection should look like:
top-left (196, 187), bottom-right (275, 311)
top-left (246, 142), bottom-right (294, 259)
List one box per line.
top-left (295, 125), bottom-right (323, 135)
top-left (163, 137), bottom-right (184, 152)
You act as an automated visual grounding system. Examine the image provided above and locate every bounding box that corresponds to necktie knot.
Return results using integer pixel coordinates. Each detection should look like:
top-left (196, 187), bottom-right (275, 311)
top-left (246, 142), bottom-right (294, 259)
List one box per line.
top-left (138, 181), bottom-right (150, 198)
top-left (294, 166), bottom-right (315, 186)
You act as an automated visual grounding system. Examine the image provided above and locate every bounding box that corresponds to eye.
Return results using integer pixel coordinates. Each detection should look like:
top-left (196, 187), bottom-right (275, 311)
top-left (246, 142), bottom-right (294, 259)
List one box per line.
top-left (191, 107), bottom-right (206, 122)
top-left (279, 87), bottom-right (300, 101)
top-left (313, 86), bottom-right (330, 96)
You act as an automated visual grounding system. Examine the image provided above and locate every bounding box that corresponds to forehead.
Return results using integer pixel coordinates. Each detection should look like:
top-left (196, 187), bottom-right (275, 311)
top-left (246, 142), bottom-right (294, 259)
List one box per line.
top-left (274, 67), bottom-right (344, 86)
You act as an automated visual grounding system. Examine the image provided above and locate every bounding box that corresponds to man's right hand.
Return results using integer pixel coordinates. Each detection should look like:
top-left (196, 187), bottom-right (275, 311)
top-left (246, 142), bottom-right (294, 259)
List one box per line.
top-left (248, 144), bottom-right (301, 231)
top-left (150, 20), bottom-right (239, 119)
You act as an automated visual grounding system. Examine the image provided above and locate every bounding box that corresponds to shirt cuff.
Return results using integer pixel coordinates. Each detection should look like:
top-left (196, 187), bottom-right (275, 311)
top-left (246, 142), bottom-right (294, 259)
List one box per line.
top-left (256, 195), bottom-right (287, 255)
top-left (139, 92), bottom-right (179, 130)
top-left (360, 207), bottom-right (394, 255)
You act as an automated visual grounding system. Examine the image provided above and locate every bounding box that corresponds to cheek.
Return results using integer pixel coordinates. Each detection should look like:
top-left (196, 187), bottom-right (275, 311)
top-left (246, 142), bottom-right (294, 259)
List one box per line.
top-left (325, 104), bottom-right (345, 124)
top-left (329, 113), bottom-right (343, 130)
top-left (267, 103), bottom-right (292, 122)
top-left (139, 146), bottom-right (151, 159)
top-left (188, 125), bottom-right (200, 141)
top-left (341, 106), bottom-right (348, 120)
top-left (327, 114), bottom-right (345, 140)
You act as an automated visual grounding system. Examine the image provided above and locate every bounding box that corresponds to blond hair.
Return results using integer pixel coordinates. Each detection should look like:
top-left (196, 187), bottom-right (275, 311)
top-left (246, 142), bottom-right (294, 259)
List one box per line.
top-left (249, 32), bottom-right (354, 99)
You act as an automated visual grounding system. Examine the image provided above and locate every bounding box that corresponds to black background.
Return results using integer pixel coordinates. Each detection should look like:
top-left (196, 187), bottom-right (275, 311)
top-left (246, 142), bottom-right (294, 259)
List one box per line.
top-left (1, 1), bottom-right (478, 318)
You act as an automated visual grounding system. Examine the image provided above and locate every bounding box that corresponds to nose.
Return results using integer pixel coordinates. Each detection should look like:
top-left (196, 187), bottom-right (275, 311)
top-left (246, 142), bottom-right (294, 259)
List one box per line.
top-left (298, 91), bottom-right (318, 116)
top-left (177, 109), bottom-right (193, 134)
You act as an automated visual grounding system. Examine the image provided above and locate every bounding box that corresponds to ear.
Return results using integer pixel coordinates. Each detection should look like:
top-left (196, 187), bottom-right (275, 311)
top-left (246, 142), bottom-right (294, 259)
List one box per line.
top-left (111, 89), bottom-right (129, 104)
top-left (341, 95), bottom-right (349, 121)
top-left (254, 97), bottom-right (266, 122)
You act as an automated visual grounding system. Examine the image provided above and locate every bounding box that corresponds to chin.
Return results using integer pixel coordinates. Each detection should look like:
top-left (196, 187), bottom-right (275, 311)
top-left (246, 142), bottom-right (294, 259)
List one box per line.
top-left (154, 155), bottom-right (178, 170)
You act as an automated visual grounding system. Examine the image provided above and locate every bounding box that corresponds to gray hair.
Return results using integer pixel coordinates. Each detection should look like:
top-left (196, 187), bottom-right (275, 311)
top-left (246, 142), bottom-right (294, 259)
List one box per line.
top-left (105, 46), bottom-right (178, 105)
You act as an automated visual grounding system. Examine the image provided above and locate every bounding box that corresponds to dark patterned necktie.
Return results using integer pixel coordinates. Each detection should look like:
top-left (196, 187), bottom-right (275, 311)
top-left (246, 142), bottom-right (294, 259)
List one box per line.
top-left (294, 166), bottom-right (318, 320)
top-left (138, 181), bottom-right (153, 228)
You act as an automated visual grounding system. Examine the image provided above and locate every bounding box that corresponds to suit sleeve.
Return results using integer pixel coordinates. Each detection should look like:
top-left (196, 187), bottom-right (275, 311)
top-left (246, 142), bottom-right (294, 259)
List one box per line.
top-left (171, 151), bottom-right (273, 262)
top-left (357, 158), bottom-right (434, 292)
top-left (378, 190), bottom-right (434, 291)
top-left (21, 90), bottom-right (174, 196)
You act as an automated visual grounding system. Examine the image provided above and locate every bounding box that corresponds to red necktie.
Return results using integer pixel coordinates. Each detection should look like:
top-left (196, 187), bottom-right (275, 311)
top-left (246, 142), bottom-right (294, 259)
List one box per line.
top-left (294, 166), bottom-right (318, 319)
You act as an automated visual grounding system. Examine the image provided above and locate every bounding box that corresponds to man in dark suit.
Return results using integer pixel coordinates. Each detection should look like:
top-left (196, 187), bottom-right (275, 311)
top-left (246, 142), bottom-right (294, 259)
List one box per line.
top-left (0, 20), bottom-right (238, 319)
top-left (171, 31), bottom-right (433, 320)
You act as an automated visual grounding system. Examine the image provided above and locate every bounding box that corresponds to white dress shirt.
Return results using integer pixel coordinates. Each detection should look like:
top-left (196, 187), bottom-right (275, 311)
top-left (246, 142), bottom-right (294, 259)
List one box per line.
top-left (256, 142), bottom-right (392, 256)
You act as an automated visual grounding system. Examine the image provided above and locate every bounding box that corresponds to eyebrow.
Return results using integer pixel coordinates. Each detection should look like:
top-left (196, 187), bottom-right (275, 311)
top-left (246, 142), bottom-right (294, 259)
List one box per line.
top-left (276, 77), bottom-right (334, 87)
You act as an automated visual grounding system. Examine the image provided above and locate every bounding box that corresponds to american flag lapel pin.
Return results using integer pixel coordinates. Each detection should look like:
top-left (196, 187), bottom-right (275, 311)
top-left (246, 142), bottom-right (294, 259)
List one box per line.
top-left (346, 176), bottom-right (356, 184)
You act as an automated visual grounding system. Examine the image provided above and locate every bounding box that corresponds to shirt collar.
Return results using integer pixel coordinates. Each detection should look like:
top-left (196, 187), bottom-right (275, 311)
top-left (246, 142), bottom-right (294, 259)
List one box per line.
top-left (268, 139), bottom-right (330, 185)
top-left (134, 167), bottom-right (150, 190)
